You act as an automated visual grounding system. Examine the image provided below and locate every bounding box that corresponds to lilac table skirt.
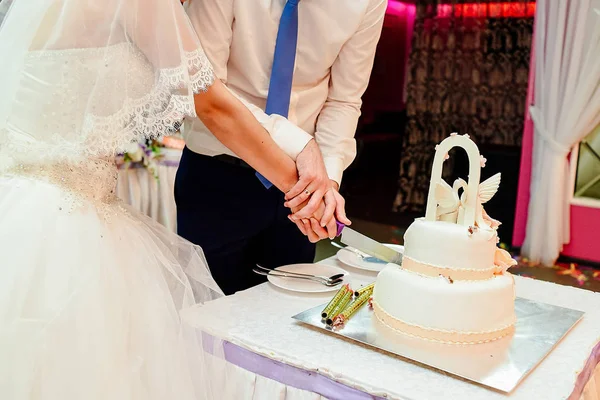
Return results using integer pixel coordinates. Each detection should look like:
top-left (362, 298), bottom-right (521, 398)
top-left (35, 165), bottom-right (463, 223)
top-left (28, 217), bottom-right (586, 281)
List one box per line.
top-left (216, 338), bottom-right (599, 400)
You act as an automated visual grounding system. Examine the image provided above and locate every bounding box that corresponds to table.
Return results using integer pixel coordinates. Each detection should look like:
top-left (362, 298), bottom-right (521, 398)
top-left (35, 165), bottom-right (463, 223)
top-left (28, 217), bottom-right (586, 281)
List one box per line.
top-left (116, 148), bottom-right (181, 232)
top-left (182, 256), bottom-right (600, 400)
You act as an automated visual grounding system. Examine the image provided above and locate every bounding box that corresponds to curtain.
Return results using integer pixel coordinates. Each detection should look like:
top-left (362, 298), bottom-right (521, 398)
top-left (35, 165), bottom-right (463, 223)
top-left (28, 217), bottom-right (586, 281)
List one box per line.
top-left (394, 0), bottom-right (534, 212)
top-left (522, 0), bottom-right (600, 265)
top-left (360, 2), bottom-right (416, 121)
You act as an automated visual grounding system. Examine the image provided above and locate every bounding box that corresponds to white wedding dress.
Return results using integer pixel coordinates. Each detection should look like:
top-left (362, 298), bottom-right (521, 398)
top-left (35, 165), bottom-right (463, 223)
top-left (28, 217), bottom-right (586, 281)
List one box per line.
top-left (0, 38), bottom-right (225, 400)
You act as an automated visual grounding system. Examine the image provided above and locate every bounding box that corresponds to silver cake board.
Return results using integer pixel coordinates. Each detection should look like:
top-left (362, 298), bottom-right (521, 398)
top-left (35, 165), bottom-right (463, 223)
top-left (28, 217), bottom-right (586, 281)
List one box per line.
top-left (292, 297), bottom-right (584, 394)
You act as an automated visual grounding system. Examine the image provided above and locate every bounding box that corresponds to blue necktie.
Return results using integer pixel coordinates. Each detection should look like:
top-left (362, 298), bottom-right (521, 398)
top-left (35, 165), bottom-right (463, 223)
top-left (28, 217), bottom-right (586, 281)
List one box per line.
top-left (256, 0), bottom-right (300, 189)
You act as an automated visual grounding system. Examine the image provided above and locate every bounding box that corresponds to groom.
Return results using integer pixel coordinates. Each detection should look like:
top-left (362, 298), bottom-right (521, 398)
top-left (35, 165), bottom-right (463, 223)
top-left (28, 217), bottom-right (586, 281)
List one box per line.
top-left (176, 0), bottom-right (386, 295)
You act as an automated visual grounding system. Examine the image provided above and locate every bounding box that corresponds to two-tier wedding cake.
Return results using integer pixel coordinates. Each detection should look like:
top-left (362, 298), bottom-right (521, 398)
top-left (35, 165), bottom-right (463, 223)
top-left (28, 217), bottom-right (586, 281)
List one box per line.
top-left (373, 134), bottom-right (517, 344)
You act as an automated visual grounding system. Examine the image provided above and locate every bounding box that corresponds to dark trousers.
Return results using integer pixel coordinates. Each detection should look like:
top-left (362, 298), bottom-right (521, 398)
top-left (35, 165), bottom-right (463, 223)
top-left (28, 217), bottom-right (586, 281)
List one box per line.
top-left (175, 147), bottom-right (316, 295)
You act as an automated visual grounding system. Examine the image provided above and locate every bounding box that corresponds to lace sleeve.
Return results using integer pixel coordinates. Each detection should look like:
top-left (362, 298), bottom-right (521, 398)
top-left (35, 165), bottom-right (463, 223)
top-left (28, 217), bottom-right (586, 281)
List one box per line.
top-left (115, 0), bottom-right (215, 89)
top-left (83, 46), bottom-right (215, 156)
top-left (83, 0), bottom-right (217, 152)
top-left (0, 0), bottom-right (217, 165)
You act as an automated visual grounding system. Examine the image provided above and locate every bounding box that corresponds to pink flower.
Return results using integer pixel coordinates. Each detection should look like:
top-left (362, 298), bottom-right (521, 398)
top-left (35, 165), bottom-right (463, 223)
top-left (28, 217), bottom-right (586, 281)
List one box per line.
top-left (494, 248), bottom-right (517, 274)
top-left (482, 208), bottom-right (501, 230)
top-left (443, 152), bottom-right (449, 161)
top-left (480, 155), bottom-right (487, 168)
top-left (450, 132), bottom-right (458, 137)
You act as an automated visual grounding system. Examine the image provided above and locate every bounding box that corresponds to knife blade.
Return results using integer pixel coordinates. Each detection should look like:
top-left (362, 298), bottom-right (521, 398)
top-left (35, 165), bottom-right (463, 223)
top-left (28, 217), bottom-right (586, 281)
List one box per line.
top-left (336, 222), bottom-right (403, 265)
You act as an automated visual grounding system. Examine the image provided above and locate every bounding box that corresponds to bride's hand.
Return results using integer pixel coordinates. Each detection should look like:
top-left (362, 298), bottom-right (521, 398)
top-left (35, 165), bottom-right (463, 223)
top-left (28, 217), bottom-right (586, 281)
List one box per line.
top-left (289, 200), bottom-right (337, 242)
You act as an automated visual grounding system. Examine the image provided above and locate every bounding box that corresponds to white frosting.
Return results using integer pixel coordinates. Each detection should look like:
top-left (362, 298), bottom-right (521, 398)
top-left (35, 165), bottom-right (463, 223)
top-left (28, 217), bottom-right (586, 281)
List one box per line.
top-left (374, 264), bottom-right (515, 334)
top-left (403, 218), bottom-right (497, 270)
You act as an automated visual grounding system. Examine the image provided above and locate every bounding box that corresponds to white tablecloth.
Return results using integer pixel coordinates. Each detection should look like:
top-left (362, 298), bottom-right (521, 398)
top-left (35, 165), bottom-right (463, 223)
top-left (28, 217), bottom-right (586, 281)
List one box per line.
top-left (116, 148), bottom-right (181, 232)
top-left (183, 257), bottom-right (600, 400)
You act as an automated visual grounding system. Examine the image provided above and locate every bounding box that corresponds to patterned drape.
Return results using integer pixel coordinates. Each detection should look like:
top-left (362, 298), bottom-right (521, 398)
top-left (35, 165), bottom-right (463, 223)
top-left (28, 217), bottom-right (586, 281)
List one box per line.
top-left (394, 0), bottom-right (534, 212)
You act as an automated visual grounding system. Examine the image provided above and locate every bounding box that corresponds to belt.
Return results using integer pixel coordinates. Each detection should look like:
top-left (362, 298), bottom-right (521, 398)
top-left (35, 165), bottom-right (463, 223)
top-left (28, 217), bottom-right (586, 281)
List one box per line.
top-left (214, 154), bottom-right (252, 169)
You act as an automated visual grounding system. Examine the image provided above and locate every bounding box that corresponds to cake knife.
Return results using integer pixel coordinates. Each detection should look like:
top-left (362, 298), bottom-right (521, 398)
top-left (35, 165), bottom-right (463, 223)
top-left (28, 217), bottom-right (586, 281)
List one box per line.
top-left (335, 222), bottom-right (403, 265)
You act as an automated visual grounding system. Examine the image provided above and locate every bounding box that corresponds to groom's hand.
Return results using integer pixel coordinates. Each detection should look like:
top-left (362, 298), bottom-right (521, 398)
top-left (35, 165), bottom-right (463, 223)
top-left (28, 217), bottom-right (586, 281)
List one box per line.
top-left (283, 140), bottom-right (329, 217)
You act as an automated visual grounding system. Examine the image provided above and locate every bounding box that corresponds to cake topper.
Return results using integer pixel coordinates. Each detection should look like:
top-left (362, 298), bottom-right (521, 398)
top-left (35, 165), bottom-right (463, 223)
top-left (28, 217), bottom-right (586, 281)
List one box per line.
top-left (434, 178), bottom-right (461, 222)
top-left (425, 134), bottom-right (501, 231)
top-left (436, 175), bottom-right (501, 226)
top-left (445, 173), bottom-right (501, 229)
top-left (472, 173), bottom-right (501, 230)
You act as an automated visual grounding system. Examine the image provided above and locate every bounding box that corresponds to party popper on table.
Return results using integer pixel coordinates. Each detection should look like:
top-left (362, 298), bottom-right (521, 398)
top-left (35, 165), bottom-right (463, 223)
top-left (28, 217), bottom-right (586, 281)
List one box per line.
top-left (354, 282), bottom-right (374, 297)
top-left (332, 289), bottom-right (373, 329)
top-left (321, 284), bottom-right (352, 319)
top-left (325, 286), bottom-right (354, 326)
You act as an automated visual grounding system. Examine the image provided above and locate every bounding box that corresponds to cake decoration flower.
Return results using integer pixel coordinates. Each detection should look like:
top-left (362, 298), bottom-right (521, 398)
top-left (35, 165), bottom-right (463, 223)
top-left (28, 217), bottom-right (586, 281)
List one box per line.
top-left (481, 208), bottom-right (501, 230)
top-left (494, 248), bottom-right (517, 274)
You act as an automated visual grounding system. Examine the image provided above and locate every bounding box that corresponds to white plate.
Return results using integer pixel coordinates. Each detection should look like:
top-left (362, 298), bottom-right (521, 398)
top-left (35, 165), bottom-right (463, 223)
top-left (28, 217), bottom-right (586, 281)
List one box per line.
top-left (266, 263), bottom-right (349, 293)
top-left (336, 244), bottom-right (405, 272)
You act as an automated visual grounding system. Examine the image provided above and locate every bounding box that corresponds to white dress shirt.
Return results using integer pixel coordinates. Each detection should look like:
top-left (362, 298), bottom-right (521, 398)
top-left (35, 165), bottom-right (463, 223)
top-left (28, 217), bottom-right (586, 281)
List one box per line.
top-left (184, 0), bottom-right (386, 185)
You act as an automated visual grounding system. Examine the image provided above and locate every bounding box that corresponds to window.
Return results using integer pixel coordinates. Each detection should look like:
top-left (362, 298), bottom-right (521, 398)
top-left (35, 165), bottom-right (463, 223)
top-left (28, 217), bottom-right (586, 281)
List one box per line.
top-left (573, 124), bottom-right (600, 206)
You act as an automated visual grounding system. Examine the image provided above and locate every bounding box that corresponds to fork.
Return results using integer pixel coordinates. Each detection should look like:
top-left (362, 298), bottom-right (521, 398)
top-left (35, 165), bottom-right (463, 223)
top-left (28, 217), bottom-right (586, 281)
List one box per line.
top-left (330, 241), bottom-right (387, 264)
top-left (252, 268), bottom-right (344, 287)
top-left (255, 264), bottom-right (344, 285)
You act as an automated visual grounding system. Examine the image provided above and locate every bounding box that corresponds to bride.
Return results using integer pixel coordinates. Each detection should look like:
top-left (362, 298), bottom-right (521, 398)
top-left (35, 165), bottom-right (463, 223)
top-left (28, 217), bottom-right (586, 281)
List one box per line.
top-left (0, 0), bottom-right (325, 398)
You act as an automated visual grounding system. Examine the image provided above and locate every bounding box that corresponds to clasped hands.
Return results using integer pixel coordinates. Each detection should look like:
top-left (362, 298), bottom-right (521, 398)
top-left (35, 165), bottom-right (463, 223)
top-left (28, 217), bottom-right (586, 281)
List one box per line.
top-left (283, 140), bottom-right (351, 243)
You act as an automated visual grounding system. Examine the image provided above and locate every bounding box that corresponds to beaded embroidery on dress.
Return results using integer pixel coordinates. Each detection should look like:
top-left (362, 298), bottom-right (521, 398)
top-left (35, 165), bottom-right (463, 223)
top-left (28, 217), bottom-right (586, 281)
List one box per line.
top-left (0, 1), bottom-right (227, 399)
